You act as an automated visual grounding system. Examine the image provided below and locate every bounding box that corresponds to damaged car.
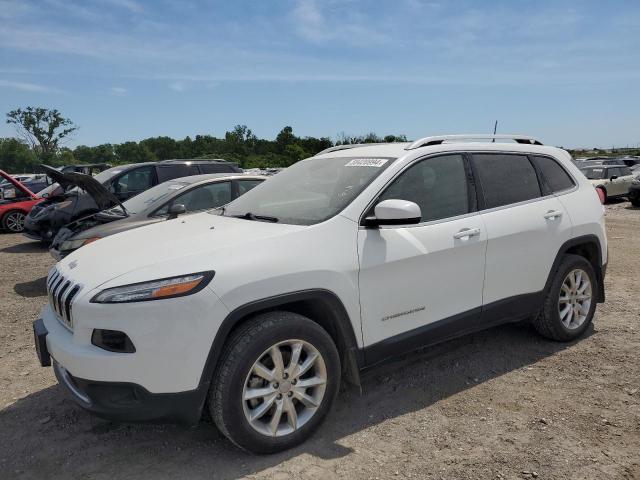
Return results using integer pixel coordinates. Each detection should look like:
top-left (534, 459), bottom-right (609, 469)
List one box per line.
top-left (23, 160), bottom-right (242, 243)
top-left (51, 173), bottom-right (266, 259)
top-left (0, 170), bottom-right (45, 233)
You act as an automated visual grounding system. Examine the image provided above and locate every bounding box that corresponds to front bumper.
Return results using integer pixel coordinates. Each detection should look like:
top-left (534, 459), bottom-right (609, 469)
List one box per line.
top-left (34, 314), bottom-right (210, 425)
top-left (34, 287), bottom-right (228, 423)
top-left (23, 215), bottom-right (50, 242)
top-left (52, 360), bottom-right (206, 424)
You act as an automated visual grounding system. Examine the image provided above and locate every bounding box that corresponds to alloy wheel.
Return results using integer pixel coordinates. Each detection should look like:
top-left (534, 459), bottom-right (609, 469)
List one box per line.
top-left (558, 268), bottom-right (592, 330)
top-left (242, 339), bottom-right (327, 437)
top-left (5, 212), bottom-right (25, 232)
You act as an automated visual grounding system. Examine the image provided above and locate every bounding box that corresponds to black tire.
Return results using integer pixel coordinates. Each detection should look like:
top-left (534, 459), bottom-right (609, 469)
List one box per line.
top-left (209, 311), bottom-right (341, 453)
top-left (631, 196), bottom-right (640, 207)
top-left (1, 210), bottom-right (26, 232)
top-left (533, 254), bottom-right (598, 341)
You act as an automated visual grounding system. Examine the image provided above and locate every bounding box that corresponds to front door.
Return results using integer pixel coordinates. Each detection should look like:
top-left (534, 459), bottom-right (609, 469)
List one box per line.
top-left (357, 154), bottom-right (487, 356)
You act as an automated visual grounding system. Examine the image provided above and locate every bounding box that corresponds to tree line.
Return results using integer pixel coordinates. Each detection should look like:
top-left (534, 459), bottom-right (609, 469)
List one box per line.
top-left (1, 107), bottom-right (408, 173)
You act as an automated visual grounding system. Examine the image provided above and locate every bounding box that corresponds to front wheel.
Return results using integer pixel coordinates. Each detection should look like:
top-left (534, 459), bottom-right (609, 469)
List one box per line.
top-left (2, 210), bottom-right (26, 232)
top-left (533, 254), bottom-right (598, 341)
top-left (209, 311), bottom-right (341, 453)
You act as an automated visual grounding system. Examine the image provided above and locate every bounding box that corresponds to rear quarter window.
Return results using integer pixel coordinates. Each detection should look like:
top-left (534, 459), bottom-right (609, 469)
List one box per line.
top-left (531, 156), bottom-right (575, 193)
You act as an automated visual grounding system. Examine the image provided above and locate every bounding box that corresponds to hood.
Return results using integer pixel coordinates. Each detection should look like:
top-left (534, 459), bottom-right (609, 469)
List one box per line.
top-left (41, 164), bottom-right (121, 210)
top-left (56, 212), bottom-right (305, 289)
top-left (0, 170), bottom-right (37, 200)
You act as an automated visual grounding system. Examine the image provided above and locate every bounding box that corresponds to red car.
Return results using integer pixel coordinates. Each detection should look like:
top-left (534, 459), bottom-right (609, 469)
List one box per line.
top-left (0, 170), bottom-right (43, 233)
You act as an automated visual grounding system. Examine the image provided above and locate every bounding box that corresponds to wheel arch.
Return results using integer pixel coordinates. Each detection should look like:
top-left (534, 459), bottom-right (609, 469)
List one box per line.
top-left (546, 235), bottom-right (606, 303)
top-left (198, 289), bottom-right (363, 395)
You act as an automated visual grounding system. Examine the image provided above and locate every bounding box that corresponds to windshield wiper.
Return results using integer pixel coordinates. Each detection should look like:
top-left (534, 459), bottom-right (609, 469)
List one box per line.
top-left (231, 212), bottom-right (279, 223)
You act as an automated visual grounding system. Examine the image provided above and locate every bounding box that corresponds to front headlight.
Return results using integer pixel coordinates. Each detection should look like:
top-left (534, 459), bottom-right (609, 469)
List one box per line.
top-left (90, 272), bottom-right (215, 303)
top-left (60, 236), bottom-right (101, 251)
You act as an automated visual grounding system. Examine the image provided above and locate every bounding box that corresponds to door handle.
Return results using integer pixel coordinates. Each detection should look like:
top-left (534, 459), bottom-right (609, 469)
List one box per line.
top-left (453, 227), bottom-right (481, 239)
top-left (544, 210), bottom-right (563, 220)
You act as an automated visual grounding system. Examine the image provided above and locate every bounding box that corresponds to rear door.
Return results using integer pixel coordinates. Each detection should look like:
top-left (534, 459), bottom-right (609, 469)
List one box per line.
top-left (472, 153), bottom-right (573, 318)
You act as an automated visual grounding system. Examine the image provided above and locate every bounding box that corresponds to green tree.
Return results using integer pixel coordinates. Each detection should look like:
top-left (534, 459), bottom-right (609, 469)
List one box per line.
top-left (6, 107), bottom-right (77, 162)
top-left (115, 142), bottom-right (156, 164)
top-left (0, 138), bottom-right (38, 172)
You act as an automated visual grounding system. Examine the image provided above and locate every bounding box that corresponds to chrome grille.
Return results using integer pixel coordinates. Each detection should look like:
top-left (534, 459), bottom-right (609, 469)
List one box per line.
top-left (47, 267), bottom-right (81, 330)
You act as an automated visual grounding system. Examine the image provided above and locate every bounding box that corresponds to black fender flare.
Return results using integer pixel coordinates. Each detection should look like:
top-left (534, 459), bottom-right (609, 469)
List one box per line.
top-left (197, 289), bottom-right (363, 396)
top-left (543, 234), bottom-right (606, 303)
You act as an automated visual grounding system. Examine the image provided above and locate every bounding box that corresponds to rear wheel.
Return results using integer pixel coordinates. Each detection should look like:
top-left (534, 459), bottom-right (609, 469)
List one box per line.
top-left (2, 210), bottom-right (26, 232)
top-left (209, 311), bottom-right (341, 453)
top-left (631, 195), bottom-right (640, 207)
top-left (533, 254), bottom-right (597, 341)
top-left (596, 187), bottom-right (607, 204)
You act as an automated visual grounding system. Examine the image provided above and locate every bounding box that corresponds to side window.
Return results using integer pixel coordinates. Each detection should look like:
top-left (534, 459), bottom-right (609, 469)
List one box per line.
top-left (620, 167), bottom-right (633, 176)
top-left (155, 182), bottom-right (232, 216)
top-left (237, 179), bottom-right (263, 196)
top-left (531, 156), bottom-right (575, 193)
top-left (199, 164), bottom-right (235, 174)
top-left (156, 164), bottom-right (192, 183)
top-left (473, 154), bottom-right (541, 209)
top-left (113, 166), bottom-right (155, 196)
top-left (378, 154), bottom-right (470, 223)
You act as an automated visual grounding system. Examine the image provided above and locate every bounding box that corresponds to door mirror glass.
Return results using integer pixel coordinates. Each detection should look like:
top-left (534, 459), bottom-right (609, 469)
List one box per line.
top-left (365, 199), bottom-right (421, 227)
top-left (167, 203), bottom-right (186, 220)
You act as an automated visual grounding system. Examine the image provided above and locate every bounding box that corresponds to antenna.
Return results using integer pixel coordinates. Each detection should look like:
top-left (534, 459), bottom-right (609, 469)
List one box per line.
top-left (492, 120), bottom-right (498, 142)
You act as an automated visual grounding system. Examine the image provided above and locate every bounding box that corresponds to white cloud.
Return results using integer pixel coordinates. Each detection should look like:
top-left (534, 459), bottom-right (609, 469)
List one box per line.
top-left (169, 81), bottom-right (186, 92)
top-left (0, 79), bottom-right (61, 93)
top-left (110, 86), bottom-right (127, 96)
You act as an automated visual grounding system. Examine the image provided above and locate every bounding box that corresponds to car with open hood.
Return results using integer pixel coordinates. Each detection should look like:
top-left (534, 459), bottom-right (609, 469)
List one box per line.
top-left (0, 170), bottom-right (45, 232)
top-left (50, 173), bottom-right (266, 259)
top-left (23, 159), bottom-right (241, 243)
top-left (33, 135), bottom-right (607, 453)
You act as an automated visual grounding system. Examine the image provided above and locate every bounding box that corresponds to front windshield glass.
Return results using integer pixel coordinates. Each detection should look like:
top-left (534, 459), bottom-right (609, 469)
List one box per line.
top-left (114, 180), bottom-right (189, 215)
top-left (219, 156), bottom-right (394, 225)
top-left (91, 165), bottom-right (129, 183)
top-left (581, 168), bottom-right (606, 180)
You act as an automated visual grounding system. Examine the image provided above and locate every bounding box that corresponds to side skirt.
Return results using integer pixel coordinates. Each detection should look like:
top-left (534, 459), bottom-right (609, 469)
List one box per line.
top-left (362, 291), bottom-right (543, 369)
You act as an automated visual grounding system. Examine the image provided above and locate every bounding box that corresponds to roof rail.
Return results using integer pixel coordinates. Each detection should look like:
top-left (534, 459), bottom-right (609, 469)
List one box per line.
top-left (406, 134), bottom-right (543, 150)
top-left (315, 143), bottom-right (389, 156)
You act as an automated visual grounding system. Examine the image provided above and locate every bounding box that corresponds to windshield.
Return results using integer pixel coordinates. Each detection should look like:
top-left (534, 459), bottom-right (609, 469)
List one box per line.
top-left (581, 168), bottom-right (606, 180)
top-left (220, 156), bottom-right (394, 225)
top-left (117, 180), bottom-right (189, 214)
top-left (92, 165), bottom-right (131, 184)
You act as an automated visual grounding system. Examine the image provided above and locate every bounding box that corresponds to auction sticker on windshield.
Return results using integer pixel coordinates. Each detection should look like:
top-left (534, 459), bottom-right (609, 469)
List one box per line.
top-left (345, 158), bottom-right (389, 168)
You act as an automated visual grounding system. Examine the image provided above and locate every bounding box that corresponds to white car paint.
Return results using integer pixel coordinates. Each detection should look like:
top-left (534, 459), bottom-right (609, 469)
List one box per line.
top-left (42, 139), bottom-right (607, 398)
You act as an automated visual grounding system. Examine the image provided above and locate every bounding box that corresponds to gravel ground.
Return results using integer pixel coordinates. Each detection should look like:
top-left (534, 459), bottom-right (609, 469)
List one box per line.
top-left (0, 202), bottom-right (639, 480)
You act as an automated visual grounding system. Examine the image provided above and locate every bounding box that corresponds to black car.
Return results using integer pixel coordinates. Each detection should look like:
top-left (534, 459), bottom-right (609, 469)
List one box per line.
top-left (23, 159), bottom-right (241, 242)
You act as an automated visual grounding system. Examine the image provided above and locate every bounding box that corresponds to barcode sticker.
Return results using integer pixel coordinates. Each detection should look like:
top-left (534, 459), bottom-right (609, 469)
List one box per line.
top-left (345, 158), bottom-right (389, 168)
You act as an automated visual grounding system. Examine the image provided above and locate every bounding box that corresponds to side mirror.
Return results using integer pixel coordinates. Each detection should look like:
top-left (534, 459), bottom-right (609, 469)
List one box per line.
top-left (363, 199), bottom-right (421, 227)
top-left (167, 203), bottom-right (186, 220)
top-left (610, 175), bottom-right (618, 181)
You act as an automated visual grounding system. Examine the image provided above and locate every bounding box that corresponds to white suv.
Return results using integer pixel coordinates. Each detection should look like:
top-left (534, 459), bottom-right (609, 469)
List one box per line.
top-left (33, 135), bottom-right (607, 453)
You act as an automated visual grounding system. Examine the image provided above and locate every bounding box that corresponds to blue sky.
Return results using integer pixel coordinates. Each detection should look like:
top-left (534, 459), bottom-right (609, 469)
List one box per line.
top-left (0, 0), bottom-right (639, 148)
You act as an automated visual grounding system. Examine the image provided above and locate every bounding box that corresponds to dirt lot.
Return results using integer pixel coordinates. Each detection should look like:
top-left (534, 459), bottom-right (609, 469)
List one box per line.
top-left (1, 202), bottom-right (639, 480)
